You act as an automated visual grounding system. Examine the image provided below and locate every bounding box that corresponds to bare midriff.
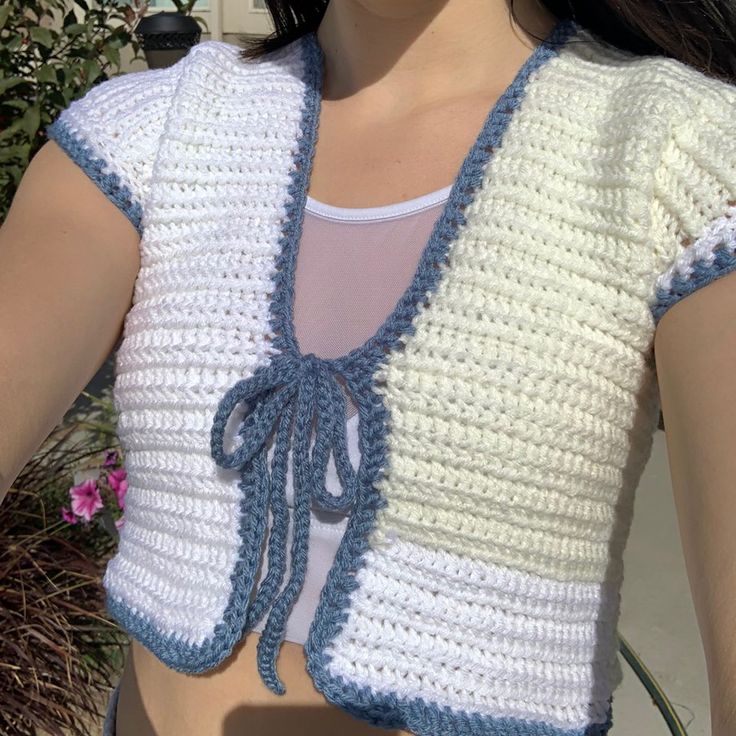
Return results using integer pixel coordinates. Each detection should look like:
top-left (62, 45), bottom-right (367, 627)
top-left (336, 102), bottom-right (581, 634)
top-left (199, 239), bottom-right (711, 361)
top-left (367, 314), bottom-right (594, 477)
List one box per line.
top-left (116, 637), bottom-right (413, 736)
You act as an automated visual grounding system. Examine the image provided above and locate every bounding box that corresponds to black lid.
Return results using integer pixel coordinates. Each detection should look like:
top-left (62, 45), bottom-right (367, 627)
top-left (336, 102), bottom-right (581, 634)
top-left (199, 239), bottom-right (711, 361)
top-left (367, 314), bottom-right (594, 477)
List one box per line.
top-left (136, 11), bottom-right (200, 35)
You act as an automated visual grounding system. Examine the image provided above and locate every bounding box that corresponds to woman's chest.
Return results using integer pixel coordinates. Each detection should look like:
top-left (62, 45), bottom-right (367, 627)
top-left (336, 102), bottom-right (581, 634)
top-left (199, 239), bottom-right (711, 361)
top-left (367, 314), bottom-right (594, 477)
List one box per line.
top-left (306, 90), bottom-right (503, 208)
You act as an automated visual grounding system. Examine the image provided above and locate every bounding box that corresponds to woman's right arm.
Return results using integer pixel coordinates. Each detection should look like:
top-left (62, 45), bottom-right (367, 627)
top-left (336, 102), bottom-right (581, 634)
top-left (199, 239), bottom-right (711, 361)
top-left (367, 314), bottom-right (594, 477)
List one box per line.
top-left (0, 140), bottom-right (141, 502)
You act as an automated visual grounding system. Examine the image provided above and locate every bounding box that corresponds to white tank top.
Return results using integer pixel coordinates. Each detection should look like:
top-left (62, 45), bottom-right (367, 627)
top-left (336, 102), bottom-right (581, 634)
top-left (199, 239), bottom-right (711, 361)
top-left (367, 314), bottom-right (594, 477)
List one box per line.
top-left (250, 183), bottom-right (451, 644)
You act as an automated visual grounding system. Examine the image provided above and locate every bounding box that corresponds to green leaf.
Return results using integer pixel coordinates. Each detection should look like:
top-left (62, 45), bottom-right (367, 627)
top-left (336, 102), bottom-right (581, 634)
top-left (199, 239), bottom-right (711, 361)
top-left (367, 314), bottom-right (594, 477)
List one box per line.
top-left (0, 77), bottom-right (29, 95)
top-left (29, 26), bottom-right (54, 48)
top-left (63, 8), bottom-right (77, 27)
top-left (102, 43), bottom-right (120, 67)
top-left (44, 88), bottom-right (68, 109)
top-left (0, 144), bottom-right (31, 164)
top-left (82, 58), bottom-right (102, 85)
top-left (0, 146), bottom-right (23, 163)
top-left (112, 29), bottom-right (133, 48)
top-left (6, 34), bottom-right (23, 52)
top-left (191, 15), bottom-right (209, 32)
top-left (65, 22), bottom-right (87, 37)
top-left (36, 64), bottom-right (57, 84)
top-left (0, 5), bottom-right (11, 31)
top-left (20, 106), bottom-right (41, 137)
top-left (0, 118), bottom-right (25, 141)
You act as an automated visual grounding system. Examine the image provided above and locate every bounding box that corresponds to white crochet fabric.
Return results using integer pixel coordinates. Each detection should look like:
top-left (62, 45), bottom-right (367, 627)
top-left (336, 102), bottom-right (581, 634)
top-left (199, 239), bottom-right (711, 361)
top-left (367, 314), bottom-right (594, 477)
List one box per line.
top-left (46, 17), bottom-right (736, 736)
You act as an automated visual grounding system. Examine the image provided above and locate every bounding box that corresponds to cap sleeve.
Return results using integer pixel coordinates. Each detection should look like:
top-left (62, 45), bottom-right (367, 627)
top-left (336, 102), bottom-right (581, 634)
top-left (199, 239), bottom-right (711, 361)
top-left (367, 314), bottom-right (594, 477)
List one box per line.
top-left (44, 59), bottom-right (187, 236)
top-left (649, 72), bottom-right (736, 327)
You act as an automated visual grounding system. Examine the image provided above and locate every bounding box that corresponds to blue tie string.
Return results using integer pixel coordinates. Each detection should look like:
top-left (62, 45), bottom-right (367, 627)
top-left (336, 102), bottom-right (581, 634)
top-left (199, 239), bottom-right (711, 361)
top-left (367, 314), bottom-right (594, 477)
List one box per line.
top-left (244, 395), bottom-right (293, 632)
top-left (210, 350), bottom-right (361, 694)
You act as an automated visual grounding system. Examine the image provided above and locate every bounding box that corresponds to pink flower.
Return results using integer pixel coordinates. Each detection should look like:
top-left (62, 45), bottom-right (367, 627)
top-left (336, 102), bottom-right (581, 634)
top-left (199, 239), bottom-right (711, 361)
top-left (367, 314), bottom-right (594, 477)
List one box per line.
top-left (107, 468), bottom-right (128, 509)
top-left (60, 506), bottom-right (78, 525)
top-left (103, 449), bottom-right (119, 468)
top-left (69, 478), bottom-right (104, 522)
top-left (115, 516), bottom-right (125, 531)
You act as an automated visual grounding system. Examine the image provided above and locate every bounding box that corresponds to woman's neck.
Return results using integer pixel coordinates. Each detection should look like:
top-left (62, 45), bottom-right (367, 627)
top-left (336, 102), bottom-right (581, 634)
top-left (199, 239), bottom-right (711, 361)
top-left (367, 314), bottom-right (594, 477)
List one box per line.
top-left (315, 0), bottom-right (561, 114)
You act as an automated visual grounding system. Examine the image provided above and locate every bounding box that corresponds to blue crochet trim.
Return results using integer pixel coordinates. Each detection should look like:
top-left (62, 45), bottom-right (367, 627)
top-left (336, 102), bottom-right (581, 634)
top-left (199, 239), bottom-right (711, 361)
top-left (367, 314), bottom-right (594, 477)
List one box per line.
top-left (651, 244), bottom-right (736, 325)
top-left (45, 117), bottom-right (143, 236)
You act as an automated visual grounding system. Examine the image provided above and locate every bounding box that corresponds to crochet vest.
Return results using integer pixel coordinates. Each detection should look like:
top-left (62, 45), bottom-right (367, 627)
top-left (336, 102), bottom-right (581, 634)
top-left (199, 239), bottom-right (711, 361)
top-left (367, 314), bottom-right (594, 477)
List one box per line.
top-left (46, 17), bottom-right (736, 736)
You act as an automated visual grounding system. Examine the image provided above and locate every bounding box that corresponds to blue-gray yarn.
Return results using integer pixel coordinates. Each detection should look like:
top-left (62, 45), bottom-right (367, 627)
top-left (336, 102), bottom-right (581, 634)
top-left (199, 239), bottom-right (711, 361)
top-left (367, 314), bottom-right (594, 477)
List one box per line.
top-left (210, 351), bottom-right (361, 694)
top-left (652, 246), bottom-right (736, 325)
top-left (45, 118), bottom-right (144, 236)
top-left (243, 394), bottom-right (293, 631)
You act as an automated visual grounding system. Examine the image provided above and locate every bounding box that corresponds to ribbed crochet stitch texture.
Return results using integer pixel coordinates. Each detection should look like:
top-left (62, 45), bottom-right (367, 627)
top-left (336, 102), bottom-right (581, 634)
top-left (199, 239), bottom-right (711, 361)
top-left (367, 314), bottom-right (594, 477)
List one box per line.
top-left (46, 16), bottom-right (736, 736)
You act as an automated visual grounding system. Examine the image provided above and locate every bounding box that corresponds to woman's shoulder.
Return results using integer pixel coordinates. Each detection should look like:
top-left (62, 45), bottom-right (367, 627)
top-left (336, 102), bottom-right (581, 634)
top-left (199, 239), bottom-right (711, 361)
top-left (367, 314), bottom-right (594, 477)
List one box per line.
top-left (638, 52), bottom-right (736, 325)
top-left (184, 35), bottom-right (311, 88)
top-left (43, 35), bottom-right (311, 233)
top-left (645, 51), bottom-right (736, 124)
top-left (565, 24), bottom-right (736, 122)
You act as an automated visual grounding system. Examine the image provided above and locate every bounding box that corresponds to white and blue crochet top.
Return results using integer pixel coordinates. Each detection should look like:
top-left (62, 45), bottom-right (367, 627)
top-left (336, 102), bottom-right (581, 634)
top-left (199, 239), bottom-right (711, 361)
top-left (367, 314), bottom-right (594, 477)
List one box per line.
top-left (45, 17), bottom-right (736, 736)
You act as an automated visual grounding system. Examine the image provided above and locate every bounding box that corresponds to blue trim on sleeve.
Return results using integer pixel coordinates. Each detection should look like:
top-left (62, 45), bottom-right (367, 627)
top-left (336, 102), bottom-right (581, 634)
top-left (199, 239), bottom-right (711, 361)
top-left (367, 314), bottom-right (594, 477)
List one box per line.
top-left (652, 246), bottom-right (736, 325)
top-left (45, 117), bottom-right (144, 236)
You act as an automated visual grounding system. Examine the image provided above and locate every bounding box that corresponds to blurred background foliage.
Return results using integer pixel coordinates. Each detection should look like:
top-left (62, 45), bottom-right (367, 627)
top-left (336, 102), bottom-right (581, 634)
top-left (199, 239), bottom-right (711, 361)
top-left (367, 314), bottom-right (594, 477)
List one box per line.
top-left (0, 0), bottom-right (147, 224)
top-left (1, 389), bottom-right (129, 736)
top-left (0, 2), bottom-right (144, 732)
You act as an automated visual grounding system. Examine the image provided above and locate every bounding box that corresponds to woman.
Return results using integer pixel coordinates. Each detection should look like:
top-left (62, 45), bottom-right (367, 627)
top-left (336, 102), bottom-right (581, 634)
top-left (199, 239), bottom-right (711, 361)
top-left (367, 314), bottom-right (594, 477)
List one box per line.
top-left (1, 0), bottom-right (735, 734)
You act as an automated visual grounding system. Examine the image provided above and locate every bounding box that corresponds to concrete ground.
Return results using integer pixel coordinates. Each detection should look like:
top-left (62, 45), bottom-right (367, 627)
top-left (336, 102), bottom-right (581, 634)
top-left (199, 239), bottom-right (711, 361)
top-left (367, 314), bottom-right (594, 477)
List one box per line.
top-left (613, 428), bottom-right (710, 735)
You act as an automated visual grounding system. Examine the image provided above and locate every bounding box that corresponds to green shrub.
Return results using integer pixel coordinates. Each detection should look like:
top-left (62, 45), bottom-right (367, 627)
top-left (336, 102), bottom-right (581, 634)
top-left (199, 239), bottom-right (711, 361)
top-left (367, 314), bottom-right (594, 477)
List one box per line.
top-left (1, 389), bottom-right (129, 736)
top-left (0, 0), bottom-right (145, 224)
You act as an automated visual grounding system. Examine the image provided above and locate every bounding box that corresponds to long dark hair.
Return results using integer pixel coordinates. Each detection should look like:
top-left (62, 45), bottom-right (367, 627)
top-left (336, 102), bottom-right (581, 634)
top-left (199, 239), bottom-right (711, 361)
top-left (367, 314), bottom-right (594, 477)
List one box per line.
top-left (238, 0), bottom-right (736, 84)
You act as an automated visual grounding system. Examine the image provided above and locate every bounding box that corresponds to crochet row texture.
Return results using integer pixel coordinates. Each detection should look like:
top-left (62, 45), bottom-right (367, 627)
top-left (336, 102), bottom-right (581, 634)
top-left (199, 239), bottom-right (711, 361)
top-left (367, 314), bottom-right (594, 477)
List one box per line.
top-left (46, 17), bottom-right (736, 736)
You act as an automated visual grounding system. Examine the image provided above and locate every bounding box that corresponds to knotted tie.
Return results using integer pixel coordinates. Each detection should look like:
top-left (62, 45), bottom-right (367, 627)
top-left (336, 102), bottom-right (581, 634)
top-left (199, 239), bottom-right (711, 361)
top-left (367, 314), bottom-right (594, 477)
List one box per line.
top-left (209, 350), bottom-right (359, 693)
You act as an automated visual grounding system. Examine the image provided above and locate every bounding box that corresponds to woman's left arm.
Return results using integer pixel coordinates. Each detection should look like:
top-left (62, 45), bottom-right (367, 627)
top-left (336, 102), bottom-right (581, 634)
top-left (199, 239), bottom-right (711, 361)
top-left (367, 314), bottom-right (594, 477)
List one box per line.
top-left (654, 268), bottom-right (736, 735)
